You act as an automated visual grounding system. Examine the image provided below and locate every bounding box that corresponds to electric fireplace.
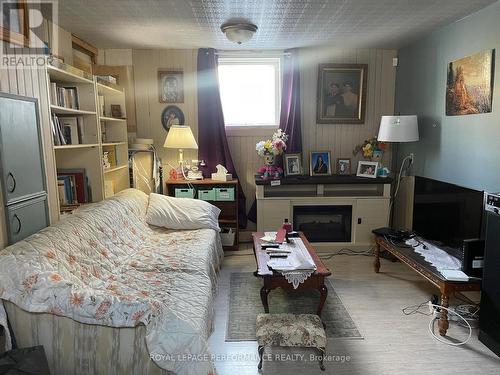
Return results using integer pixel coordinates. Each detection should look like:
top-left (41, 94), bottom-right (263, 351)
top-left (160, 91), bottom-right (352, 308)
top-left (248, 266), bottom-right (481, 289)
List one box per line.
top-left (293, 205), bottom-right (352, 242)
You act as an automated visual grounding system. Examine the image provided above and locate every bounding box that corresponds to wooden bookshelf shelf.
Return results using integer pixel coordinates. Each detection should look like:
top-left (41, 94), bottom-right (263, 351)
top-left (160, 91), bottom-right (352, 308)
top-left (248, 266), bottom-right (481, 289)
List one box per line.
top-left (54, 144), bottom-right (99, 150)
top-left (99, 116), bottom-right (126, 122)
top-left (102, 142), bottom-right (127, 147)
top-left (50, 105), bottom-right (96, 115)
top-left (103, 164), bottom-right (128, 173)
top-left (47, 65), bottom-right (94, 85)
top-left (97, 82), bottom-right (123, 94)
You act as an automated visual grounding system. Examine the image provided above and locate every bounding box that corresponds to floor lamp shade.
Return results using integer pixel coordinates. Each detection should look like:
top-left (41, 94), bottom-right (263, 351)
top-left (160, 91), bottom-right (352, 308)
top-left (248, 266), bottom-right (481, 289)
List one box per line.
top-left (378, 115), bottom-right (419, 142)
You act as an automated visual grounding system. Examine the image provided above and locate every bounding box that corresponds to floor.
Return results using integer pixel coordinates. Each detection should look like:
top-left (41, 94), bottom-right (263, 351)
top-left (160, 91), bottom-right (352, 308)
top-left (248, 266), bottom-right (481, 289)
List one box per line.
top-left (208, 244), bottom-right (500, 375)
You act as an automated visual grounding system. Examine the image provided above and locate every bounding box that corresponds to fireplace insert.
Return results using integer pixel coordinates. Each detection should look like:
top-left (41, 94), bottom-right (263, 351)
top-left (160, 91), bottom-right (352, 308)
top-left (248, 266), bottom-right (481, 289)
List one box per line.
top-left (293, 205), bottom-right (352, 242)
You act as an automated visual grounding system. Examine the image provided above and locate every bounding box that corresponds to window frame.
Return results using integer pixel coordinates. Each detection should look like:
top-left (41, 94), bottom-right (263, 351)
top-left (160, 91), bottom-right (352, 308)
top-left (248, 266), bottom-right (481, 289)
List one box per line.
top-left (217, 56), bottom-right (282, 131)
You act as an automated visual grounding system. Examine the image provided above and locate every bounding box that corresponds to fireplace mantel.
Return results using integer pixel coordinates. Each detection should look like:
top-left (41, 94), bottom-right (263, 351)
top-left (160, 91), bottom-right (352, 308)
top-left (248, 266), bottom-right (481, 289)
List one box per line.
top-left (255, 175), bottom-right (391, 251)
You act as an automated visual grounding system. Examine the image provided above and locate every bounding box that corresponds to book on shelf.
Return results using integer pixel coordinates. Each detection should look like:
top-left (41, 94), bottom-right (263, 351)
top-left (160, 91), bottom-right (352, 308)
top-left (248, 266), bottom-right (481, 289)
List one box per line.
top-left (97, 75), bottom-right (117, 85)
top-left (98, 95), bottom-right (105, 116)
top-left (57, 175), bottom-right (76, 205)
top-left (103, 146), bottom-right (117, 168)
top-left (57, 168), bottom-right (90, 204)
top-left (50, 85), bottom-right (80, 109)
top-left (51, 115), bottom-right (84, 145)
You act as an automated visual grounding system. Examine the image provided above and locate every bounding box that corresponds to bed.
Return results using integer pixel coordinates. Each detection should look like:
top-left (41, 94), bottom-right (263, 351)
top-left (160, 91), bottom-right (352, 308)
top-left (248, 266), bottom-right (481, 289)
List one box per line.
top-left (0, 189), bottom-right (223, 375)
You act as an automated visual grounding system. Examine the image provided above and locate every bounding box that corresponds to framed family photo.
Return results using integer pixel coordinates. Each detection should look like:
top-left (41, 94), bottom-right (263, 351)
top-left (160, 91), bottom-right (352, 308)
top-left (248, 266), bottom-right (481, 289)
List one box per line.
top-left (284, 153), bottom-right (302, 176)
top-left (336, 158), bottom-right (351, 175)
top-left (356, 161), bottom-right (378, 178)
top-left (310, 151), bottom-right (332, 176)
top-left (158, 70), bottom-right (184, 103)
top-left (317, 64), bottom-right (367, 124)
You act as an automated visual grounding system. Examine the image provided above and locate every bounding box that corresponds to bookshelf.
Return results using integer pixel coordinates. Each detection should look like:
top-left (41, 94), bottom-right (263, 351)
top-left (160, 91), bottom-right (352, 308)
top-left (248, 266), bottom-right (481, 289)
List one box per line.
top-left (97, 80), bottom-right (129, 198)
top-left (45, 62), bottom-right (130, 217)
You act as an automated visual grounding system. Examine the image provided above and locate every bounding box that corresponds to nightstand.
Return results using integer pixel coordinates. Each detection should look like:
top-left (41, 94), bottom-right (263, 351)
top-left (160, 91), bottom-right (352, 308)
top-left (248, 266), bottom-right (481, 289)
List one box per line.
top-left (164, 179), bottom-right (239, 251)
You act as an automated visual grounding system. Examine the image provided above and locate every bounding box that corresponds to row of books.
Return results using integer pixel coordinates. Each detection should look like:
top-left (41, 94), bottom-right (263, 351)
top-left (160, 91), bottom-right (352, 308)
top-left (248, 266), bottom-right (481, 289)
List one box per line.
top-left (51, 115), bottom-right (85, 146)
top-left (57, 169), bottom-right (92, 205)
top-left (49, 83), bottom-right (79, 109)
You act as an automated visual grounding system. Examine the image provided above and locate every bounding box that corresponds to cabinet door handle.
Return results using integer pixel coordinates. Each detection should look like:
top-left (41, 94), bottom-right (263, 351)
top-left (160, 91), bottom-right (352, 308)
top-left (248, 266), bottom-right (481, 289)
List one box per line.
top-left (12, 214), bottom-right (22, 234)
top-left (6, 172), bottom-right (16, 193)
top-left (358, 218), bottom-right (362, 224)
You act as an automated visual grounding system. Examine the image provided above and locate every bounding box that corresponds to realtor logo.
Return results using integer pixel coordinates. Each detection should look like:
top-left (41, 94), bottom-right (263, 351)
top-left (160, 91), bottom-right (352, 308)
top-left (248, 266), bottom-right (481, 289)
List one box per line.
top-left (1, 0), bottom-right (58, 58)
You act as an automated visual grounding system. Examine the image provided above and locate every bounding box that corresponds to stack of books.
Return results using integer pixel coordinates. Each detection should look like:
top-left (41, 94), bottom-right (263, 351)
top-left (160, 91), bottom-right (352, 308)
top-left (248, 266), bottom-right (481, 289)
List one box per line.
top-left (49, 83), bottom-right (79, 109)
top-left (57, 169), bottom-right (91, 206)
top-left (51, 115), bottom-right (84, 145)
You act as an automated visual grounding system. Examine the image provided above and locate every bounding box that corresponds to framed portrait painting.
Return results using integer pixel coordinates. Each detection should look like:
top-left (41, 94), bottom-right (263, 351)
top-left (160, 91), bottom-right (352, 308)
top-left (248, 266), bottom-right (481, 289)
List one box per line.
top-left (446, 49), bottom-right (495, 116)
top-left (161, 105), bottom-right (185, 131)
top-left (158, 70), bottom-right (184, 103)
top-left (310, 151), bottom-right (332, 176)
top-left (284, 153), bottom-right (302, 176)
top-left (316, 64), bottom-right (367, 124)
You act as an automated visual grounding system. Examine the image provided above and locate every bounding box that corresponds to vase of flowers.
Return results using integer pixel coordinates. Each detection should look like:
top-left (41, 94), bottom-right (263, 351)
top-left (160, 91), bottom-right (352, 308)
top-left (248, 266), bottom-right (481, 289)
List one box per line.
top-left (353, 137), bottom-right (387, 161)
top-left (256, 130), bottom-right (288, 177)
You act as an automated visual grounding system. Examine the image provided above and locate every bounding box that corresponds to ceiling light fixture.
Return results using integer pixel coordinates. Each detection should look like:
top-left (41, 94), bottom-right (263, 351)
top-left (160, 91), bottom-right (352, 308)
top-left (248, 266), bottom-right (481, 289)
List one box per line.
top-left (221, 21), bottom-right (258, 44)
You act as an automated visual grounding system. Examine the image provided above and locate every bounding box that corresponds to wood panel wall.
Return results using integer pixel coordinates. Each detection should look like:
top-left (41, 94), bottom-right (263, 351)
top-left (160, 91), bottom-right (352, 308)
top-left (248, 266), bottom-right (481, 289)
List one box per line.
top-left (132, 49), bottom-right (198, 168)
top-left (130, 47), bottom-right (397, 230)
top-left (0, 42), bottom-right (59, 249)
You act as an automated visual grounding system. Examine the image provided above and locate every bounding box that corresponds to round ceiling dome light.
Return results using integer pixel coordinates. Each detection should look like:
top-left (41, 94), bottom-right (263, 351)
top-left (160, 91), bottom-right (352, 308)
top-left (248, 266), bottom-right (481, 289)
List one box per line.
top-left (220, 22), bottom-right (258, 44)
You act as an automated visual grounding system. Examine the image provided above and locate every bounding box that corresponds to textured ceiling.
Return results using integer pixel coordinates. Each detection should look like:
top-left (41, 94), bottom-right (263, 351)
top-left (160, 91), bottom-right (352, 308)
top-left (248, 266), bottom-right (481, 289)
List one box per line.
top-left (57, 0), bottom-right (496, 50)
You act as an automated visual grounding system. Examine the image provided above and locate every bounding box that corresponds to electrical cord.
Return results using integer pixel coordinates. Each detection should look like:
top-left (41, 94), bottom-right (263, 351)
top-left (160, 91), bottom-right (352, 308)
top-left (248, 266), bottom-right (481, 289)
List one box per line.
top-left (427, 302), bottom-right (472, 346)
top-left (319, 248), bottom-right (374, 260)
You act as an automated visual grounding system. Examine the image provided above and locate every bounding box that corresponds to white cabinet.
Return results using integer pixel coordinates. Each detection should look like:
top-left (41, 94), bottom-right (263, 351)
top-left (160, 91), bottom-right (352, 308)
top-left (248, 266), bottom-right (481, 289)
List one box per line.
top-left (354, 198), bottom-right (390, 246)
top-left (255, 178), bottom-right (391, 251)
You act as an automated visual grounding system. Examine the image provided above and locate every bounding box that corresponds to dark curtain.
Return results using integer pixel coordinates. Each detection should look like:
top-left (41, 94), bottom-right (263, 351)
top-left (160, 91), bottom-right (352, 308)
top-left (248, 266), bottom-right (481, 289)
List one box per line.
top-left (197, 48), bottom-right (247, 228)
top-left (248, 49), bottom-right (303, 223)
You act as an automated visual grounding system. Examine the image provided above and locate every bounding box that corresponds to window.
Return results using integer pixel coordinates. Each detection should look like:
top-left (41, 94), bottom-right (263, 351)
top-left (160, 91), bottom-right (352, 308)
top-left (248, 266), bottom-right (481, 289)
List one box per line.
top-left (218, 57), bottom-right (281, 127)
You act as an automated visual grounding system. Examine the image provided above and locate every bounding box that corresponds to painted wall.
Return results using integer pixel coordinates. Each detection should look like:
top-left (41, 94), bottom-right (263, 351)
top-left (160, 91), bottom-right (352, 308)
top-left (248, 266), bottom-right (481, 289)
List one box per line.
top-left (395, 1), bottom-right (500, 192)
top-left (130, 47), bottom-right (397, 229)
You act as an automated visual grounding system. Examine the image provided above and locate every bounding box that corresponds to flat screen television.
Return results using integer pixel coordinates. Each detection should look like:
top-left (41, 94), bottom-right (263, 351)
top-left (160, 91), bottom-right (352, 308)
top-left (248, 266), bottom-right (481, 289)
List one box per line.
top-left (412, 176), bottom-right (484, 249)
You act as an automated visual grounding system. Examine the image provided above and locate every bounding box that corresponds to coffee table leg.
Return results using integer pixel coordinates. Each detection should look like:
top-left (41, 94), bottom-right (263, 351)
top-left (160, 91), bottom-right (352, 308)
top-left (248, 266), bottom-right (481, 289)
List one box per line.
top-left (260, 286), bottom-right (270, 313)
top-left (317, 283), bottom-right (328, 316)
top-left (438, 293), bottom-right (449, 336)
top-left (374, 241), bottom-right (381, 273)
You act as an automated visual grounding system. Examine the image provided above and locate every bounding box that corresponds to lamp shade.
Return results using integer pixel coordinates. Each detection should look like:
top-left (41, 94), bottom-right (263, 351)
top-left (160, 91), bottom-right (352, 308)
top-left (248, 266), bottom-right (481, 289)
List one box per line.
top-left (163, 125), bottom-right (198, 149)
top-left (377, 115), bottom-right (419, 142)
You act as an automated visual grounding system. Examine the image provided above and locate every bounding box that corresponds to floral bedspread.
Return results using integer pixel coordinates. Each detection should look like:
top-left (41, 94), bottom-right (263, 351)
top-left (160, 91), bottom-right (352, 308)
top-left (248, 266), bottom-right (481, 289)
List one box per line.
top-left (0, 189), bottom-right (223, 375)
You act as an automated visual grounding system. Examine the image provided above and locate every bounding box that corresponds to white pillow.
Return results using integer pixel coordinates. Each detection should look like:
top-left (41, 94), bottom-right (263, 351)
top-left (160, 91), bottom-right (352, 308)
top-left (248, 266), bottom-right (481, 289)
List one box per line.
top-left (146, 193), bottom-right (221, 231)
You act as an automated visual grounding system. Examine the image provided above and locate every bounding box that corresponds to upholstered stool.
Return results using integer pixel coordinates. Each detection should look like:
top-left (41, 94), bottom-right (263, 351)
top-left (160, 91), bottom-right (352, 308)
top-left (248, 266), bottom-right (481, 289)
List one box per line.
top-left (256, 313), bottom-right (326, 371)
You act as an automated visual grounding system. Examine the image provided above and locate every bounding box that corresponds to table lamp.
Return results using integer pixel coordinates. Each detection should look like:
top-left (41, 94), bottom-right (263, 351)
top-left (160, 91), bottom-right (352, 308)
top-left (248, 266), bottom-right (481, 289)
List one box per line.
top-left (163, 125), bottom-right (198, 166)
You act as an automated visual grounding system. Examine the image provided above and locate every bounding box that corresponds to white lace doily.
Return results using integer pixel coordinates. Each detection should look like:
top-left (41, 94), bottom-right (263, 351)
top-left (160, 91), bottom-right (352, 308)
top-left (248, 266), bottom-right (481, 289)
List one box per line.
top-left (279, 269), bottom-right (316, 289)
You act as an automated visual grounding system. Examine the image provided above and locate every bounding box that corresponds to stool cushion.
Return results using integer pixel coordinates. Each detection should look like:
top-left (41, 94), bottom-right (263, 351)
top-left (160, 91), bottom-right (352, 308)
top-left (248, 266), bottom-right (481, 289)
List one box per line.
top-left (256, 314), bottom-right (326, 349)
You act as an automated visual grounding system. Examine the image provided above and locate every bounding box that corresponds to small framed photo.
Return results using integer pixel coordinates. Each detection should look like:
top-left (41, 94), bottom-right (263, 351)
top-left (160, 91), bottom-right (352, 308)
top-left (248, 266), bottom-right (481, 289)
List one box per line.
top-left (158, 70), bottom-right (184, 103)
top-left (336, 158), bottom-right (351, 175)
top-left (110, 104), bottom-right (122, 118)
top-left (284, 153), bottom-right (302, 176)
top-left (356, 161), bottom-right (379, 178)
top-left (310, 151), bottom-right (332, 176)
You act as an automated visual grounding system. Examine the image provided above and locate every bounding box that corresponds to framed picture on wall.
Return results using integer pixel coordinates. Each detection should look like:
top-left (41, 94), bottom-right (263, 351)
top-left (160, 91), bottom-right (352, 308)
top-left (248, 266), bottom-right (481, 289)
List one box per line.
top-left (316, 64), bottom-right (367, 124)
top-left (284, 153), bottom-right (302, 176)
top-left (356, 161), bottom-right (378, 178)
top-left (158, 70), bottom-right (184, 103)
top-left (161, 105), bottom-right (185, 131)
top-left (446, 49), bottom-right (495, 116)
top-left (310, 151), bottom-right (332, 176)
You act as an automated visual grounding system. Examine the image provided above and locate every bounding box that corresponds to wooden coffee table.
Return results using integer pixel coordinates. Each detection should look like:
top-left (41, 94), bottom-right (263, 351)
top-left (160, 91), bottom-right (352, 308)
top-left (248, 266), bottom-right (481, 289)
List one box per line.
top-left (374, 236), bottom-right (481, 336)
top-left (252, 232), bottom-right (332, 316)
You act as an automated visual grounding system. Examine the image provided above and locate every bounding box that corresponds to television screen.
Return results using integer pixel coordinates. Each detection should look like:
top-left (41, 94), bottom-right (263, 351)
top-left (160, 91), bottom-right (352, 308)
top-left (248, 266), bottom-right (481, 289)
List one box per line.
top-left (413, 176), bottom-right (484, 248)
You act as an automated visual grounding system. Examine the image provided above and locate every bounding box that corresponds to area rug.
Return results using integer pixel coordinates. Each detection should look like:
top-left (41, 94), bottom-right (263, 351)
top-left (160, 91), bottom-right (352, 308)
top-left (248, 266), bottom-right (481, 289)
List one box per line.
top-left (226, 272), bottom-right (362, 341)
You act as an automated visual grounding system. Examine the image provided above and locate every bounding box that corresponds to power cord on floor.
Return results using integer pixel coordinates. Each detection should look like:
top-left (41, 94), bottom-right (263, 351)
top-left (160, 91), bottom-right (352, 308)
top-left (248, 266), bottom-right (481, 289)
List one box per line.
top-left (403, 299), bottom-right (473, 346)
top-left (319, 248), bottom-right (374, 260)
